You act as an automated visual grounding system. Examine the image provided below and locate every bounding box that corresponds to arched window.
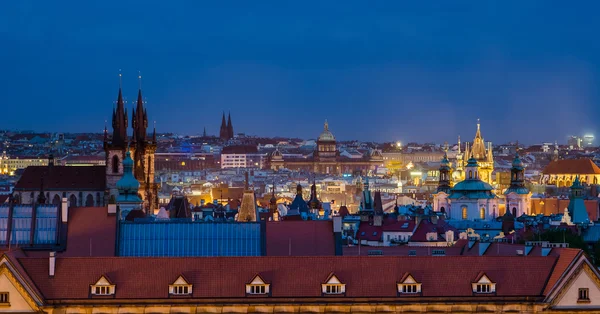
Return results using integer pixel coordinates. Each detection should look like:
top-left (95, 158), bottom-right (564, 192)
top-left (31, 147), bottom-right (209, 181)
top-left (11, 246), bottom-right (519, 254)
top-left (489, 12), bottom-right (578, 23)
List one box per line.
top-left (52, 194), bottom-right (61, 205)
top-left (69, 194), bottom-right (77, 208)
top-left (85, 194), bottom-right (94, 207)
top-left (480, 207), bottom-right (485, 220)
top-left (462, 206), bottom-right (468, 220)
top-left (512, 207), bottom-right (517, 217)
top-left (469, 171), bottom-right (473, 179)
top-left (594, 177), bottom-right (598, 185)
top-left (440, 206), bottom-right (446, 213)
top-left (112, 155), bottom-right (120, 174)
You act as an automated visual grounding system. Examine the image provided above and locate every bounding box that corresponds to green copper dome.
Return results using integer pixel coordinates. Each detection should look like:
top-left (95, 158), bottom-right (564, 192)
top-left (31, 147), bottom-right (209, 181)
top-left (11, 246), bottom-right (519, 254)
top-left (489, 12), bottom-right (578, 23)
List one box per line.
top-left (466, 156), bottom-right (478, 167)
top-left (117, 150), bottom-right (143, 203)
top-left (512, 153), bottom-right (524, 169)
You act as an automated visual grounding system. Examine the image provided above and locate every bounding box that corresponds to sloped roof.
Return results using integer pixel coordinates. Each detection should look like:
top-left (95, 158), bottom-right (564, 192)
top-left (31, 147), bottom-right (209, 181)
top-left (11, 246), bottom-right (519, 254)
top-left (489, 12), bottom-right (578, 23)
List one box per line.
top-left (60, 207), bottom-right (116, 257)
top-left (542, 159), bottom-right (600, 175)
top-left (14, 166), bottom-right (106, 191)
top-left (16, 255), bottom-right (559, 300)
top-left (266, 221), bottom-right (334, 256)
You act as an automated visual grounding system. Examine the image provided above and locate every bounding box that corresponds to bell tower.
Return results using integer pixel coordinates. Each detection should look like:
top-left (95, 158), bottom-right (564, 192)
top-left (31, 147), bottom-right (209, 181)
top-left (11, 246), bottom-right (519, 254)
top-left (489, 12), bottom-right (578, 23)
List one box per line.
top-left (105, 72), bottom-right (128, 201)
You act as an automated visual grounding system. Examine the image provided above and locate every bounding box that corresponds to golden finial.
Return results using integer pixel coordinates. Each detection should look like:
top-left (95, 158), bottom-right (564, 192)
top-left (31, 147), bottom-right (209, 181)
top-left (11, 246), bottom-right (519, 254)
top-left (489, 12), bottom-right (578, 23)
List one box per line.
top-left (118, 69), bottom-right (122, 88)
top-left (138, 71), bottom-right (142, 90)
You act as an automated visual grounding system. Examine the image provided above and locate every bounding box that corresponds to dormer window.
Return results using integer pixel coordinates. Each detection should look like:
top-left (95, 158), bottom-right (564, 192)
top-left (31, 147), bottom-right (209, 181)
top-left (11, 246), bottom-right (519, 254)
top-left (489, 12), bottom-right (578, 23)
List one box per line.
top-left (472, 273), bottom-right (496, 294)
top-left (322, 273), bottom-right (345, 295)
top-left (169, 275), bottom-right (192, 296)
top-left (397, 273), bottom-right (422, 295)
top-left (90, 275), bottom-right (115, 296)
top-left (246, 275), bottom-right (270, 295)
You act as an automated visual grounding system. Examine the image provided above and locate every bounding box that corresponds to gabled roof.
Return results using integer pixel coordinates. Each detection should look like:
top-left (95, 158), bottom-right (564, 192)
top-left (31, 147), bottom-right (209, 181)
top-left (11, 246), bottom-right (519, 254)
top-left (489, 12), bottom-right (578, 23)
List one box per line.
top-left (15, 255), bottom-right (561, 300)
top-left (542, 159), bottom-right (600, 175)
top-left (14, 166), bottom-right (106, 190)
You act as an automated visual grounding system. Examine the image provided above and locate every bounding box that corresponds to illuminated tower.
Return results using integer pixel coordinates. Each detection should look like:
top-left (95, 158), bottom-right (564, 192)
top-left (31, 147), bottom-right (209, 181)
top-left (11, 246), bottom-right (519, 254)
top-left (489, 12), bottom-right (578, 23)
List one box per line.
top-left (463, 120), bottom-right (494, 185)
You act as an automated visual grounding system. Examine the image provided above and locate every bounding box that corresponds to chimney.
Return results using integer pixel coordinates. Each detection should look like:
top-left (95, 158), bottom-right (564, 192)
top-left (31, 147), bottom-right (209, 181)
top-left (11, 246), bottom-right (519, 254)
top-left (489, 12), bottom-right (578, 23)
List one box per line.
top-left (61, 198), bottom-right (68, 223)
top-left (49, 252), bottom-right (56, 277)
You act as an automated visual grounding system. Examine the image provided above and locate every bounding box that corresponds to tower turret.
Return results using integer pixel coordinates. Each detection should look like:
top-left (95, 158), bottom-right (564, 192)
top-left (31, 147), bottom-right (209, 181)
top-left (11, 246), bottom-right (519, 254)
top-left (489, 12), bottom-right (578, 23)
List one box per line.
top-left (227, 112), bottom-right (234, 139)
top-left (116, 150), bottom-right (143, 219)
top-left (568, 176), bottom-right (590, 225)
top-left (219, 112), bottom-right (228, 141)
top-left (111, 77), bottom-right (128, 147)
top-left (437, 152), bottom-right (452, 193)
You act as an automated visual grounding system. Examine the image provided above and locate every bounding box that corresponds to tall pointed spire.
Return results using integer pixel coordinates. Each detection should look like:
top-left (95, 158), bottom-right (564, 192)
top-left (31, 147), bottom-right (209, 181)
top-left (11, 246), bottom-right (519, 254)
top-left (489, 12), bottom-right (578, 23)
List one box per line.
top-left (134, 71), bottom-right (147, 142)
top-left (458, 135), bottom-right (461, 154)
top-left (227, 112), bottom-right (234, 139)
top-left (152, 121), bottom-right (156, 143)
top-left (112, 70), bottom-right (128, 146)
top-left (219, 112), bottom-right (228, 141)
top-left (475, 118), bottom-right (481, 139)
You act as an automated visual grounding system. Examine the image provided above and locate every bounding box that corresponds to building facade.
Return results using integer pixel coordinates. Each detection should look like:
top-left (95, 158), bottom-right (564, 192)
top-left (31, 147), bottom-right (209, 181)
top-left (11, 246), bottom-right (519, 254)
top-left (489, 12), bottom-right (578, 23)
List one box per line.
top-left (268, 121), bottom-right (383, 175)
top-left (459, 121), bottom-right (494, 185)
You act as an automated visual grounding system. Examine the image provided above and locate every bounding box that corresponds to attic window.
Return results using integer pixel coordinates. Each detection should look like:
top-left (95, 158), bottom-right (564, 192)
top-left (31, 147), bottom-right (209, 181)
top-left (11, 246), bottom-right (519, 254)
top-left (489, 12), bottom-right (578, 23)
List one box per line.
top-left (397, 274), bottom-right (421, 295)
top-left (578, 288), bottom-right (590, 303)
top-left (0, 292), bottom-right (8, 305)
top-left (322, 274), bottom-right (345, 295)
top-left (246, 275), bottom-right (270, 295)
top-left (90, 276), bottom-right (115, 296)
top-left (472, 274), bottom-right (496, 294)
top-left (169, 276), bottom-right (192, 296)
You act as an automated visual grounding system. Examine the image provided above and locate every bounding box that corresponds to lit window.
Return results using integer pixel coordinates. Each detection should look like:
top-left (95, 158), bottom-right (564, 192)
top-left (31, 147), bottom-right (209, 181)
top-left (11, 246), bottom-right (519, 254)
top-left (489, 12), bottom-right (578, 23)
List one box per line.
top-left (91, 275), bottom-right (116, 296)
top-left (248, 285), bottom-right (267, 294)
top-left (480, 207), bottom-right (485, 219)
top-left (246, 275), bottom-right (270, 295)
top-left (397, 274), bottom-right (421, 294)
top-left (324, 284), bottom-right (343, 294)
top-left (169, 276), bottom-right (193, 296)
top-left (578, 288), bottom-right (590, 302)
top-left (472, 274), bottom-right (495, 294)
top-left (462, 206), bottom-right (468, 220)
top-left (0, 292), bottom-right (8, 304)
top-left (400, 284), bottom-right (419, 293)
top-left (322, 274), bottom-right (345, 295)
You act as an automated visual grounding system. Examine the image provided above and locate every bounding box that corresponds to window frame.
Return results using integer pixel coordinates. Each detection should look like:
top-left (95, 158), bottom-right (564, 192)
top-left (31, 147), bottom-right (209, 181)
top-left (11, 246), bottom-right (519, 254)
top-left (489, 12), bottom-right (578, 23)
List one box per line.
top-left (323, 284), bottom-right (344, 295)
top-left (578, 288), bottom-right (590, 302)
top-left (0, 292), bottom-right (9, 305)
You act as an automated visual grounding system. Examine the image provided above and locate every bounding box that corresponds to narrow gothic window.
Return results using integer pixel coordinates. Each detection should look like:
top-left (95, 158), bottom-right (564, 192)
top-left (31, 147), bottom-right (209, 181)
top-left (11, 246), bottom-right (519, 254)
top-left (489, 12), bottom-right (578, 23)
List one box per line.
top-left (462, 206), bottom-right (468, 220)
top-left (512, 207), bottom-right (517, 217)
top-left (468, 171), bottom-right (472, 179)
top-left (480, 207), bottom-right (485, 219)
top-left (112, 155), bottom-right (119, 173)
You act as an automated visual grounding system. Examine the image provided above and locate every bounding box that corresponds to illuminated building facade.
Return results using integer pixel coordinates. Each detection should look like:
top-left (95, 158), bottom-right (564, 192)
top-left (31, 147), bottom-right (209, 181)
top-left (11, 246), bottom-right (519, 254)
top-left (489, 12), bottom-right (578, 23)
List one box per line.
top-left (268, 121), bottom-right (384, 175)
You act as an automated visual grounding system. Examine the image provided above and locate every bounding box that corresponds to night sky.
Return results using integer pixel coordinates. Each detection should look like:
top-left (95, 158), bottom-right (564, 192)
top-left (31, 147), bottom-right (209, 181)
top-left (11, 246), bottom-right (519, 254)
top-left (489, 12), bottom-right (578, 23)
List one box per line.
top-left (1, 1), bottom-right (599, 144)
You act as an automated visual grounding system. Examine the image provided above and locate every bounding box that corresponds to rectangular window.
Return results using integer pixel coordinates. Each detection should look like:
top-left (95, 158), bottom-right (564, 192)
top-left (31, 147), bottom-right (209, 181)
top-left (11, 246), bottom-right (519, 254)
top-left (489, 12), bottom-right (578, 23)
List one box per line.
top-left (476, 284), bottom-right (491, 293)
top-left (324, 284), bottom-right (343, 294)
top-left (172, 285), bottom-right (191, 295)
top-left (93, 286), bottom-right (112, 295)
top-left (0, 292), bottom-right (8, 304)
top-left (578, 288), bottom-right (590, 301)
top-left (249, 285), bottom-right (266, 294)
top-left (401, 284), bottom-right (419, 294)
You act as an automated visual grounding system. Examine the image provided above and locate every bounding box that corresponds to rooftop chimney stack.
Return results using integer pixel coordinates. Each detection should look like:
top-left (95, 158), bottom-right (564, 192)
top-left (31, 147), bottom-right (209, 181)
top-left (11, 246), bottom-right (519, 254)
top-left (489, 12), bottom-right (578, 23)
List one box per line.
top-left (61, 198), bottom-right (68, 223)
top-left (49, 252), bottom-right (56, 277)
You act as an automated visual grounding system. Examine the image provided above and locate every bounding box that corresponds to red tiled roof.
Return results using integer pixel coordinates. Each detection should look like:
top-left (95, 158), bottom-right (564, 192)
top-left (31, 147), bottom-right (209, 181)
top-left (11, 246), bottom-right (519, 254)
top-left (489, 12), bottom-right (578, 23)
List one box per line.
top-left (410, 218), bottom-right (458, 242)
top-left (343, 246), bottom-right (464, 256)
top-left (16, 255), bottom-right (560, 300)
top-left (14, 166), bottom-right (106, 190)
top-left (543, 248), bottom-right (582, 295)
top-left (266, 221), bottom-right (335, 256)
top-left (542, 159), bottom-right (600, 175)
top-left (60, 207), bottom-right (116, 257)
top-left (357, 224), bottom-right (382, 241)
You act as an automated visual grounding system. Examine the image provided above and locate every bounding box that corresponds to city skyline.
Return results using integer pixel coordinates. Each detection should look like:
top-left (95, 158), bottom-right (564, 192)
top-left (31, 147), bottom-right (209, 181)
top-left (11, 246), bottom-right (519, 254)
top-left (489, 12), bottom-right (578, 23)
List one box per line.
top-left (2, 1), bottom-right (599, 143)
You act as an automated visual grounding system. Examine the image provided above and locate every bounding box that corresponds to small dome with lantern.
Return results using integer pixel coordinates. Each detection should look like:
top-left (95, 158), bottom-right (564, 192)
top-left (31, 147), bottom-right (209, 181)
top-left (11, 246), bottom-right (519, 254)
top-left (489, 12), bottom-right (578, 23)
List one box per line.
top-left (116, 150), bottom-right (143, 203)
top-left (318, 120), bottom-right (336, 142)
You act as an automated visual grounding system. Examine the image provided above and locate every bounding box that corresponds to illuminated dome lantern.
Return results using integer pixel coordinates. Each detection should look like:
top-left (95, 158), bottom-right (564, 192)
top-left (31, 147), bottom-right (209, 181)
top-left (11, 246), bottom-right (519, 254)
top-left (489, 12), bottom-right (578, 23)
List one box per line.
top-left (315, 120), bottom-right (337, 161)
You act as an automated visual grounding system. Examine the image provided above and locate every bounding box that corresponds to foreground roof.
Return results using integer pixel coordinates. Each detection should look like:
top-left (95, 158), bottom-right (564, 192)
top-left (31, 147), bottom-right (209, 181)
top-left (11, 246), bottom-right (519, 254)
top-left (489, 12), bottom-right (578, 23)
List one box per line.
top-left (18, 255), bottom-right (560, 300)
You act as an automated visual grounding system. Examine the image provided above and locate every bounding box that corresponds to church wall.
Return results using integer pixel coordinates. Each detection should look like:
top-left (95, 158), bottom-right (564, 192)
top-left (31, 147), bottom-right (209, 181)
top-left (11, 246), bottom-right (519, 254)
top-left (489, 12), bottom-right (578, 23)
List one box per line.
top-left (18, 191), bottom-right (103, 207)
top-left (449, 199), bottom-right (499, 221)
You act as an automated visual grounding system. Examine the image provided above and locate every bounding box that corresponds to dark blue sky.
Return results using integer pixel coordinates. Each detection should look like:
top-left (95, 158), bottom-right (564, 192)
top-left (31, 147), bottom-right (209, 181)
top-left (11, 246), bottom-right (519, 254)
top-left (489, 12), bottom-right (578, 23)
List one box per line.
top-left (1, 1), bottom-right (599, 144)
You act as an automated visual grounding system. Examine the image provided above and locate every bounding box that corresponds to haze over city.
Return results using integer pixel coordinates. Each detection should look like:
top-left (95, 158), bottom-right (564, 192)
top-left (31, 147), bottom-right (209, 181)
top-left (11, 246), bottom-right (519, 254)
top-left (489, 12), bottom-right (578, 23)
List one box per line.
top-left (1, 1), bottom-right (599, 143)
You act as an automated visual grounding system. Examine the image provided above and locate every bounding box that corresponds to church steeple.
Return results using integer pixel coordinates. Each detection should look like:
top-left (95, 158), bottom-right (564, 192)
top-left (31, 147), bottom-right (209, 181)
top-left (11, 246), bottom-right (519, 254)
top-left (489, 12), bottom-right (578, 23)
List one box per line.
top-left (227, 112), bottom-right (234, 139)
top-left (111, 72), bottom-right (128, 147)
top-left (219, 112), bottom-right (229, 141)
top-left (132, 72), bottom-right (148, 142)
